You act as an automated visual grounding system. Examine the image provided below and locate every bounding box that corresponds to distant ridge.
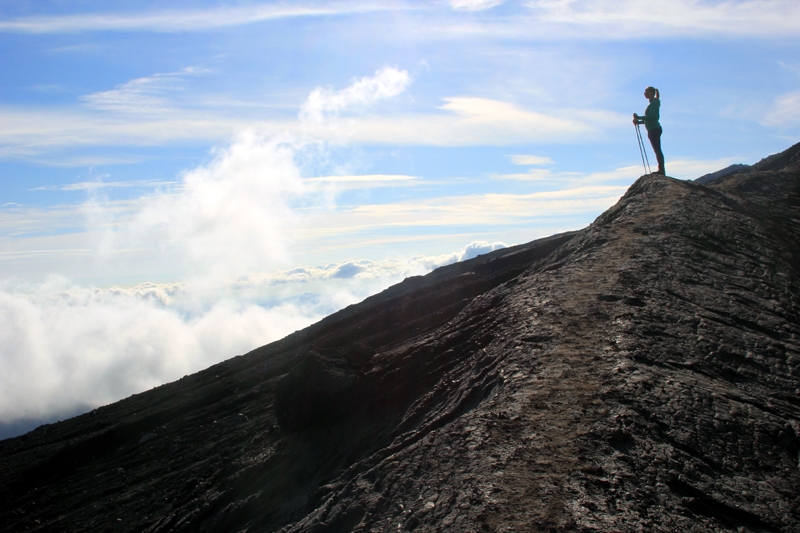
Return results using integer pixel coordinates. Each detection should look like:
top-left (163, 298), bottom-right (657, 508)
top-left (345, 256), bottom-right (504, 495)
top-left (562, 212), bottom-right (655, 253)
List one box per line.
top-left (748, 140), bottom-right (800, 171)
top-left (1, 142), bottom-right (799, 532)
top-left (695, 163), bottom-right (749, 184)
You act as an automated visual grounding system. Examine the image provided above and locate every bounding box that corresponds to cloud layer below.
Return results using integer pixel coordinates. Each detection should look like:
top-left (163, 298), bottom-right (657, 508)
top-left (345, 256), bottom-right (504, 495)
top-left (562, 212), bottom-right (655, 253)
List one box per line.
top-left (0, 241), bottom-right (505, 429)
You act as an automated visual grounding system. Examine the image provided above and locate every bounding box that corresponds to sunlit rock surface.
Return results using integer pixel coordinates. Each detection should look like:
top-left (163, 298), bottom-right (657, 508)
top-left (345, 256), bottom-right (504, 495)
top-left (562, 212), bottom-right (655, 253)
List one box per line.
top-left (1, 143), bottom-right (799, 532)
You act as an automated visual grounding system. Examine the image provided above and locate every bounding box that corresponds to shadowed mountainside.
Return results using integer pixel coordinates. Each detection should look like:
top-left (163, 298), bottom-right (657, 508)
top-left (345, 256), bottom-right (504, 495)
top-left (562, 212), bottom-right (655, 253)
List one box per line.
top-left (1, 142), bottom-right (800, 532)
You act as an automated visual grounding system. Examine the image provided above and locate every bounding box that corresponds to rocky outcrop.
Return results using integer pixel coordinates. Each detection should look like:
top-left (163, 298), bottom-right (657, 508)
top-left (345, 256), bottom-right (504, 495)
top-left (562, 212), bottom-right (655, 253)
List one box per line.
top-left (1, 143), bottom-right (799, 532)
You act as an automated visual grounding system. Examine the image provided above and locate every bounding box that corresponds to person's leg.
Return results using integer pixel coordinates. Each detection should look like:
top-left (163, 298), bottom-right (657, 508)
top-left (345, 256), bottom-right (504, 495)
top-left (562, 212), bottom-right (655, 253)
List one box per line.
top-left (648, 127), bottom-right (665, 174)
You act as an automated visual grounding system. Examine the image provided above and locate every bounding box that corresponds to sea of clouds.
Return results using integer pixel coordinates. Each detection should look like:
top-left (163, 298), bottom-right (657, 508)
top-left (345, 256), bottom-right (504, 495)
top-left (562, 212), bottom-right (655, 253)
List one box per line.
top-left (0, 240), bottom-right (504, 437)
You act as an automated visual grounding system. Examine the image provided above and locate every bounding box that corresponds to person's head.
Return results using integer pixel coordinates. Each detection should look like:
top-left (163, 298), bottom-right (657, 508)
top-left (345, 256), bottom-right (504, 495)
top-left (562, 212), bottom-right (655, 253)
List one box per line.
top-left (644, 86), bottom-right (659, 99)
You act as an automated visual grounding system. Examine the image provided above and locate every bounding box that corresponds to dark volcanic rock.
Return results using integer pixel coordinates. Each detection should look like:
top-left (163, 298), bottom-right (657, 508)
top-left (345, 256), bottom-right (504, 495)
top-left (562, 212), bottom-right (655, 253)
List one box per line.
top-left (276, 350), bottom-right (358, 432)
top-left (2, 143), bottom-right (800, 532)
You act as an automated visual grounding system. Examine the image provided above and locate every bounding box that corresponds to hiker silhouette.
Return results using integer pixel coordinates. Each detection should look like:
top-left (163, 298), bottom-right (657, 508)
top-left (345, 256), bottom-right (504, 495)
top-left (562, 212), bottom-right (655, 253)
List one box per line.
top-left (633, 86), bottom-right (665, 175)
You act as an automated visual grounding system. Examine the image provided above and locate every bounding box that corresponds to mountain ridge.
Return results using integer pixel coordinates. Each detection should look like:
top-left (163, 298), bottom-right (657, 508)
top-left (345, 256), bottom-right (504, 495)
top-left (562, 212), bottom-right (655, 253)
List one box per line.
top-left (2, 142), bottom-right (800, 532)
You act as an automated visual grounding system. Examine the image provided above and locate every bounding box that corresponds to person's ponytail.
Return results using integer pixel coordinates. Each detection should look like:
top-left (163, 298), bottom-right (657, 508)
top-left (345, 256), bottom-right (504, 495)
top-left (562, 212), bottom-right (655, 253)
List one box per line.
top-left (655, 88), bottom-right (660, 99)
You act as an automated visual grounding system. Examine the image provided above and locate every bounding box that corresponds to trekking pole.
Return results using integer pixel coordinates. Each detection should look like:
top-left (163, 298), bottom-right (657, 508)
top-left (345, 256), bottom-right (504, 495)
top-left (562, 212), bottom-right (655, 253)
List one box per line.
top-left (634, 122), bottom-right (651, 175)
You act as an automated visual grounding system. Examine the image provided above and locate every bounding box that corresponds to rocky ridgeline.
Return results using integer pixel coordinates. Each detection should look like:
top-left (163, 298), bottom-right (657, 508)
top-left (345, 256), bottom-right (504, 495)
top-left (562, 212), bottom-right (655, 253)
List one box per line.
top-left (1, 143), bottom-right (799, 532)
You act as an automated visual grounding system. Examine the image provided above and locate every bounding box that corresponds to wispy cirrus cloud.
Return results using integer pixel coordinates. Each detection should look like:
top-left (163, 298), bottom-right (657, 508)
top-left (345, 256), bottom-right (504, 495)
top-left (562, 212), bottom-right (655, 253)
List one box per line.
top-left (29, 180), bottom-right (178, 192)
top-left (450, 0), bottom-right (505, 11)
top-left (424, 0), bottom-right (800, 40)
top-left (0, 2), bottom-right (415, 34)
top-left (0, 85), bottom-right (620, 160)
top-left (0, 105), bottom-right (248, 150)
top-left (82, 67), bottom-right (210, 114)
top-left (312, 185), bottom-right (629, 235)
top-left (336, 98), bottom-right (622, 146)
top-left (305, 174), bottom-right (418, 189)
top-left (762, 91), bottom-right (800, 128)
top-left (509, 154), bottom-right (554, 166)
top-left (0, 1), bottom-right (796, 40)
top-left (519, 0), bottom-right (800, 39)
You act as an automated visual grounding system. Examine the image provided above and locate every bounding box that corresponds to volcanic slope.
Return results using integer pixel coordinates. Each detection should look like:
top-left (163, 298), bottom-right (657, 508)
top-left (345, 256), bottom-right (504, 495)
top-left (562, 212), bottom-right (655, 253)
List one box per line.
top-left (2, 143), bottom-right (800, 532)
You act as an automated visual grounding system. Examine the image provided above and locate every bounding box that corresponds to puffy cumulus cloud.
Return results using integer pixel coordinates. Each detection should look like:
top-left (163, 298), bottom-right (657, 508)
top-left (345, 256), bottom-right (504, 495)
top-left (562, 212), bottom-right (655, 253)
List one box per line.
top-left (450, 0), bottom-right (505, 11)
top-left (0, 241), bottom-right (505, 430)
top-left (122, 130), bottom-right (320, 277)
top-left (447, 240), bottom-right (508, 261)
top-left (300, 67), bottom-right (411, 124)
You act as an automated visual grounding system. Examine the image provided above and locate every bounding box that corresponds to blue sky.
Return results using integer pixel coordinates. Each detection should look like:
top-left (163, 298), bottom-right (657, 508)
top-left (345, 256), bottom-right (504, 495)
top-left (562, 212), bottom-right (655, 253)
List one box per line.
top-left (1, 0), bottom-right (799, 436)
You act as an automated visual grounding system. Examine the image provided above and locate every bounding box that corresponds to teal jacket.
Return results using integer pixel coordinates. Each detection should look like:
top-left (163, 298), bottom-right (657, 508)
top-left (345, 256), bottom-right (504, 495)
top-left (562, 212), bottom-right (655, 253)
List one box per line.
top-left (643, 98), bottom-right (661, 131)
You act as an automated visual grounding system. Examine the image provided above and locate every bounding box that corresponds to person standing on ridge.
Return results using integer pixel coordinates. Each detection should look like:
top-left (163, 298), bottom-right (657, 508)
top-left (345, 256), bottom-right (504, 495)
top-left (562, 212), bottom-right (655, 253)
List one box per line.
top-left (633, 86), bottom-right (665, 175)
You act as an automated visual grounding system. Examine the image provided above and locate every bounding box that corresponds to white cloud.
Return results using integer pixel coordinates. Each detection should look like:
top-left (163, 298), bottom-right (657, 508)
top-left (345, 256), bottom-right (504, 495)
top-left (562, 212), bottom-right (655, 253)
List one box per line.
top-left (316, 185), bottom-right (629, 232)
top-left (1, 1), bottom-right (796, 39)
top-left (305, 174), bottom-right (418, 189)
top-left (236, 241), bottom-right (506, 287)
top-left (30, 179), bottom-right (178, 192)
top-left (456, 240), bottom-right (508, 260)
top-left (0, 2), bottom-right (412, 33)
top-left (0, 240), bottom-right (505, 426)
top-left (0, 105), bottom-right (251, 153)
top-left (0, 56), bottom-right (621, 159)
top-left (762, 91), bottom-right (800, 128)
top-left (33, 156), bottom-right (146, 168)
top-left (509, 154), bottom-right (554, 165)
top-left (0, 275), bottom-right (325, 423)
top-left (1, 153), bottom-right (644, 283)
top-left (439, 97), bottom-right (582, 131)
top-left (0, 67), bottom-right (411, 159)
top-left (0, 67), bottom-right (642, 287)
top-left (123, 130), bottom-right (320, 277)
top-left (82, 67), bottom-right (209, 115)
top-left (300, 67), bottom-right (412, 123)
top-left (493, 168), bottom-right (555, 181)
top-left (0, 129), bottom-right (328, 280)
top-left (450, 0), bottom-right (505, 11)
top-left (0, 96), bottom-right (617, 157)
top-left (519, 0), bottom-right (800, 39)
top-left (309, 98), bottom-right (620, 146)
top-left (417, 0), bottom-right (800, 40)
